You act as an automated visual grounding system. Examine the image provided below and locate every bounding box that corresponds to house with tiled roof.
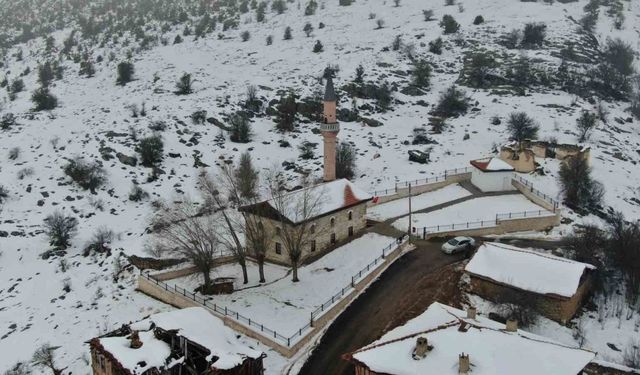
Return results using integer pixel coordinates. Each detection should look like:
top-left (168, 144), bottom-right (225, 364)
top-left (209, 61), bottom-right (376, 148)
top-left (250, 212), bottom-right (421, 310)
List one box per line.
top-left (239, 178), bottom-right (372, 265)
top-left (469, 157), bottom-right (517, 192)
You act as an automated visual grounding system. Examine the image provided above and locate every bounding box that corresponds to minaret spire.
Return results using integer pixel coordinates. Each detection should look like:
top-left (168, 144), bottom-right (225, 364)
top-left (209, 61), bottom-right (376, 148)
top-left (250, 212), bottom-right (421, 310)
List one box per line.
top-left (321, 76), bottom-right (340, 182)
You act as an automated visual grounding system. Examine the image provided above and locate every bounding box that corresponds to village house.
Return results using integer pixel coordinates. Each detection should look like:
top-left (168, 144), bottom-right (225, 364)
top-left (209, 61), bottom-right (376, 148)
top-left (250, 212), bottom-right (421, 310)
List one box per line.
top-left (89, 307), bottom-right (265, 375)
top-left (465, 242), bottom-right (595, 324)
top-left (469, 157), bottom-right (516, 192)
top-left (239, 178), bottom-right (372, 265)
top-left (344, 302), bottom-right (596, 375)
top-left (499, 140), bottom-right (591, 173)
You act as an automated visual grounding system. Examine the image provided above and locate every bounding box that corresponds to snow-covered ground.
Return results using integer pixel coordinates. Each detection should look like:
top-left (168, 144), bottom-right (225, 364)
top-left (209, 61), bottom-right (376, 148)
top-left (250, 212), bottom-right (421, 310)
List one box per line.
top-left (169, 233), bottom-right (395, 335)
top-left (392, 194), bottom-right (555, 231)
top-left (1, 0), bottom-right (640, 372)
top-left (366, 184), bottom-right (472, 221)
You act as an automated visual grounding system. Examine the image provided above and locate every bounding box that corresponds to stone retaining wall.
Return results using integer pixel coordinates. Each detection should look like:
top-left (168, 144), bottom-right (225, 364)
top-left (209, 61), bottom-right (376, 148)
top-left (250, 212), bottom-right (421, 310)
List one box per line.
top-left (149, 256), bottom-right (236, 281)
top-left (369, 172), bottom-right (472, 206)
top-left (136, 241), bottom-right (412, 357)
top-left (421, 213), bottom-right (560, 240)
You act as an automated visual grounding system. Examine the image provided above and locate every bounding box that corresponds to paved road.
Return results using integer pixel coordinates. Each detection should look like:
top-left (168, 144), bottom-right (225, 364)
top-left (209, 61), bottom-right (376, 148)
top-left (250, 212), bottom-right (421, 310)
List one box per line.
top-left (297, 239), bottom-right (466, 375)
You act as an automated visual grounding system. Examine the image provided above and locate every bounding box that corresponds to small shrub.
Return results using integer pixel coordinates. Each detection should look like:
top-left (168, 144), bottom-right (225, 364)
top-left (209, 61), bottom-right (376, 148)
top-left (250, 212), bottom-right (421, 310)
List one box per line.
top-left (521, 23), bottom-right (546, 48)
top-left (423, 9), bottom-right (435, 21)
top-left (501, 29), bottom-right (521, 49)
top-left (428, 37), bottom-right (443, 54)
top-left (376, 19), bottom-right (385, 29)
top-left (175, 72), bottom-right (193, 95)
top-left (129, 184), bottom-right (149, 202)
top-left (0, 185), bottom-right (8, 204)
top-left (43, 211), bottom-right (78, 250)
top-left (313, 40), bottom-right (323, 53)
top-left (241, 30), bottom-right (251, 41)
top-left (434, 85), bottom-right (469, 117)
top-left (229, 112), bottom-right (253, 143)
top-left (303, 22), bottom-right (313, 37)
top-left (266, 35), bottom-right (273, 45)
top-left (1, 113), bottom-right (17, 130)
top-left (191, 110), bottom-right (207, 124)
top-left (116, 61), bottom-right (134, 85)
top-left (411, 59), bottom-right (432, 89)
top-left (412, 128), bottom-right (431, 145)
top-left (85, 227), bottom-right (114, 254)
top-left (63, 157), bottom-right (107, 193)
top-left (8, 147), bottom-right (20, 160)
top-left (473, 15), bottom-right (484, 25)
top-left (283, 26), bottom-right (292, 40)
top-left (623, 339), bottom-right (640, 369)
top-left (137, 135), bottom-right (164, 167)
top-left (440, 15), bottom-right (460, 34)
top-left (31, 86), bottom-right (58, 111)
top-left (10, 79), bottom-right (25, 95)
top-left (298, 141), bottom-right (315, 159)
top-left (339, 0), bottom-right (352, 6)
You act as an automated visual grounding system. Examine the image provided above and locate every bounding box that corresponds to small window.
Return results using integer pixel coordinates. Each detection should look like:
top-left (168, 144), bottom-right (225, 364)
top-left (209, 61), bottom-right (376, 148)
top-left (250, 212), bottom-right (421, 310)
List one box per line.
top-left (330, 217), bottom-right (336, 227)
top-left (310, 224), bottom-right (316, 234)
top-left (331, 233), bottom-right (336, 244)
top-left (310, 240), bottom-right (316, 252)
top-left (275, 242), bottom-right (282, 255)
top-left (348, 211), bottom-right (353, 220)
top-left (348, 226), bottom-right (354, 237)
top-left (275, 227), bottom-right (281, 236)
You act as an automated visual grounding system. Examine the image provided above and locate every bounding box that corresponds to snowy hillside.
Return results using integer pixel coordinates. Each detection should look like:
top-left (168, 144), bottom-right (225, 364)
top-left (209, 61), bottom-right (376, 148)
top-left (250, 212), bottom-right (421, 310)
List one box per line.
top-left (0, 0), bottom-right (639, 373)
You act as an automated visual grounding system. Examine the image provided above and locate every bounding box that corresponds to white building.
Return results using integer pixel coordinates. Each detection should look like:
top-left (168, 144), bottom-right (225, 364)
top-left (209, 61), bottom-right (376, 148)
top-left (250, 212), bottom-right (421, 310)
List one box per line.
top-left (470, 157), bottom-right (516, 192)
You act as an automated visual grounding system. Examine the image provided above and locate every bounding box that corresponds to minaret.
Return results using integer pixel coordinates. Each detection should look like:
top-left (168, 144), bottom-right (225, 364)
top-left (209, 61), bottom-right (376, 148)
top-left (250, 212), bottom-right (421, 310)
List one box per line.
top-left (321, 76), bottom-right (339, 182)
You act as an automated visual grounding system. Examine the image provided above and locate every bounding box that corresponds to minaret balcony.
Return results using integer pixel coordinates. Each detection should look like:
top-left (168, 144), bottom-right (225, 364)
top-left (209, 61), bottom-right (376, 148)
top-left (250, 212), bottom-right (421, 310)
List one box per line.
top-left (320, 122), bottom-right (340, 133)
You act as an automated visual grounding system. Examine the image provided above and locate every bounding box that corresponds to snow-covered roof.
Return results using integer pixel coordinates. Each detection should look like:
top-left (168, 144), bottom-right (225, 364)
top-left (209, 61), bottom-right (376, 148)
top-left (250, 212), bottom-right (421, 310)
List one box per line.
top-left (465, 242), bottom-right (596, 298)
top-left (243, 178), bottom-right (372, 224)
top-left (349, 302), bottom-right (595, 375)
top-left (98, 307), bottom-right (263, 374)
top-left (470, 157), bottom-right (514, 172)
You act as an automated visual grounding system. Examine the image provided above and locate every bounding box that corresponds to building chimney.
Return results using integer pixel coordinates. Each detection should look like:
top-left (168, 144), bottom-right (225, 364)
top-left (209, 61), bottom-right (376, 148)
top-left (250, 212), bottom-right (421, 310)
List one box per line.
top-left (130, 331), bottom-right (143, 349)
top-left (412, 336), bottom-right (430, 360)
top-left (506, 319), bottom-right (518, 332)
top-left (320, 76), bottom-right (340, 182)
top-left (466, 307), bottom-right (477, 320)
top-left (459, 353), bottom-right (470, 373)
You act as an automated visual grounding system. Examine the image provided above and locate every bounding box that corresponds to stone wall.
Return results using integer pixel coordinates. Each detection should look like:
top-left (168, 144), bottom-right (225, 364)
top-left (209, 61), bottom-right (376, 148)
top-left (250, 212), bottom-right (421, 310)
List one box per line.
top-left (250, 202), bottom-right (368, 266)
top-left (420, 212), bottom-right (559, 240)
top-left (150, 256), bottom-right (236, 281)
top-left (499, 148), bottom-right (536, 173)
top-left (369, 172), bottom-right (472, 206)
top-left (468, 273), bottom-right (591, 324)
top-left (584, 362), bottom-right (640, 375)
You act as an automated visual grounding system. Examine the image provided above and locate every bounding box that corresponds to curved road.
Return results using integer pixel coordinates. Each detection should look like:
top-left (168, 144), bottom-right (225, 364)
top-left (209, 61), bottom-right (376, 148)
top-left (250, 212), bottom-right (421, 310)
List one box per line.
top-left (297, 239), bottom-right (466, 375)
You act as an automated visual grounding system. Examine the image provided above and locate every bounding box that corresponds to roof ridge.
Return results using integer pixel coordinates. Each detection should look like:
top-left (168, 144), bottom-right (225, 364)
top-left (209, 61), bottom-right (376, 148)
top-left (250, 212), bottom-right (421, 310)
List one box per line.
top-left (485, 242), bottom-right (592, 267)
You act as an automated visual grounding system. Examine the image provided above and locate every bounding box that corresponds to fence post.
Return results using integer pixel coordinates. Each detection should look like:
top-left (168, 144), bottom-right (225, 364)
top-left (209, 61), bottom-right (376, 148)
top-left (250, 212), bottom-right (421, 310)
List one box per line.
top-left (423, 227), bottom-right (426, 239)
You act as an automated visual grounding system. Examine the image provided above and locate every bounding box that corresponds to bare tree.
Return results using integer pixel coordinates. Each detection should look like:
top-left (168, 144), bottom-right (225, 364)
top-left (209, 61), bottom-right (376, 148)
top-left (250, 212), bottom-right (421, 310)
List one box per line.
top-left (215, 155), bottom-right (270, 283)
top-left (576, 110), bottom-right (597, 142)
top-left (43, 211), bottom-right (78, 250)
top-left (152, 199), bottom-right (221, 292)
top-left (267, 171), bottom-right (323, 282)
top-left (32, 344), bottom-right (63, 375)
top-left (199, 169), bottom-right (250, 284)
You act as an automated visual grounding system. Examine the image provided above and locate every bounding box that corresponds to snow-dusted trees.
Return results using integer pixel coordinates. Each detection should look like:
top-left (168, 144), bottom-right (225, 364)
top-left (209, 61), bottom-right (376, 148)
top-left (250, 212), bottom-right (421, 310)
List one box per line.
top-left (336, 142), bottom-right (357, 180)
top-left (43, 211), bottom-right (78, 250)
top-left (506, 112), bottom-right (538, 144)
top-left (229, 111), bottom-right (253, 143)
top-left (558, 156), bottom-right (604, 213)
top-left (575, 111), bottom-right (597, 142)
top-left (275, 90), bottom-right (297, 131)
top-left (31, 86), bottom-right (58, 111)
top-left (267, 172), bottom-right (323, 282)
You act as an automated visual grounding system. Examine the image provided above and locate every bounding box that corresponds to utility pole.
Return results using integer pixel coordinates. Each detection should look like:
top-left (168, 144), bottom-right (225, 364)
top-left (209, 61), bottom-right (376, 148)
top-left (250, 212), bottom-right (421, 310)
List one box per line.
top-left (408, 183), bottom-right (412, 236)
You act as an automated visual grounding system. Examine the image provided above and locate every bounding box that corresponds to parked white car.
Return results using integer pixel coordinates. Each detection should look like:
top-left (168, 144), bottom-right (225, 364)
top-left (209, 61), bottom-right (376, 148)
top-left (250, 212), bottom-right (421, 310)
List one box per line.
top-left (441, 236), bottom-right (476, 254)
